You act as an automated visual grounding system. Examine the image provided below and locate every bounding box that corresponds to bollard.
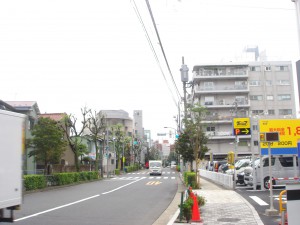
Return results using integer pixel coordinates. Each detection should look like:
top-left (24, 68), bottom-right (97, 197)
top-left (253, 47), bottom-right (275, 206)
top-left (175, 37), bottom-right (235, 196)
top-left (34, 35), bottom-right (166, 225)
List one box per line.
top-left (179, 191), bottom-right (184, 222)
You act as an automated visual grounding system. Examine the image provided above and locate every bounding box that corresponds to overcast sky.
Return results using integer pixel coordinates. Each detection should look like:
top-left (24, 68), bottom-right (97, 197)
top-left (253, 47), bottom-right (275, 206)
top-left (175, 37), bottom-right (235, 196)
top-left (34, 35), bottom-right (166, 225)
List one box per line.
top-left (0, 0), bottom-right (298, 141)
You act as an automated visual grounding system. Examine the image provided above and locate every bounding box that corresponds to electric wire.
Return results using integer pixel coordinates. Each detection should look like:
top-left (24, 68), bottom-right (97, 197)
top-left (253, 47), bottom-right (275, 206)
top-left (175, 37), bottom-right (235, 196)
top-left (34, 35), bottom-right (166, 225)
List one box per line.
top-left (145, 0), bottom-right (182, 100)
top-left (131, 0), bottom-right (181, 108)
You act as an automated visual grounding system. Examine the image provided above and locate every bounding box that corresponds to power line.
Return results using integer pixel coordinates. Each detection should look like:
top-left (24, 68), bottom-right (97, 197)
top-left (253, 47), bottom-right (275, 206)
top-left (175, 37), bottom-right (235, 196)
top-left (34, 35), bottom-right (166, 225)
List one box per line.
top-left (145, 0), bottom-right (182, 101)
top-left (131, 1), bottom-right (179, 107)
top-left (131, 0), bottom-right (181, 108)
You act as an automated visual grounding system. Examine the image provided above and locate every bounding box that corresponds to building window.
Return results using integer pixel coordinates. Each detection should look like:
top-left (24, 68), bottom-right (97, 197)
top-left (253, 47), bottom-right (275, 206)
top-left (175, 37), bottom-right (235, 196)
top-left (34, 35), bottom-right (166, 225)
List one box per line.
top-left (253, 140), bottom-right (259, 146)
top-left (268, 110), bottom-right (275, 115)
top-left (252, 125), bottom-right (258, 131)
top-left (266, 95), bottom-right (274, 101)
top-left (278, 94), bottom-right (291, 101)
top-left (266, 80), bottom-right (272, 86)
top-left (275, 66), bottom-right (288, 71)
top-left (250, 66), bottom-right (261, 72)
top-left (250, 95), bottom-right (263, 100)
top-left (279, 109), bottom-right (292, 115)
top-left (206, 126), bottom-right (215, 132)
top-left (277, 80), bottom-right (290, 85)
top-left (265, 66), bottom-right (271, 71)
top-left (238, 140), bottom-right (248, 146)
top-left (204, 82), bottom-right (214, 90)
top-left (252, 110), bottom-right (264, 115)
top-left (204, 96), bottom-right (214, 105)
top-left (249, 80), bottom-right (261, 86)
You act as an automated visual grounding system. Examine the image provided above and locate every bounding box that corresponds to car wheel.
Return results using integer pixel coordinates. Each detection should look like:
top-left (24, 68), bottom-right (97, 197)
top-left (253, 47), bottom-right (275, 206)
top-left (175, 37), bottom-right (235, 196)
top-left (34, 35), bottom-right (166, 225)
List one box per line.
top-left (264, 176), bottom-right (275, 189)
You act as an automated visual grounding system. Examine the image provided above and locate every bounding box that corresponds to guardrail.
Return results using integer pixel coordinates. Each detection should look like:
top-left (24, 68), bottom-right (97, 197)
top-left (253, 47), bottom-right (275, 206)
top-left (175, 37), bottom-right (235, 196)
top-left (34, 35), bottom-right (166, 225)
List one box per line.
top-left (199, 169), bottom-right (234, 189)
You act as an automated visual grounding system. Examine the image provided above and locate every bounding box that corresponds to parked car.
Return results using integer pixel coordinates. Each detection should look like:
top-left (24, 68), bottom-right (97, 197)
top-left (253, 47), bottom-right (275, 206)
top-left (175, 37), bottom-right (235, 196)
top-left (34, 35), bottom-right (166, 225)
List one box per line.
top-left (244, 156), bottom-right (299, 189)
top-left (225, 158), bottom-right (251, 184)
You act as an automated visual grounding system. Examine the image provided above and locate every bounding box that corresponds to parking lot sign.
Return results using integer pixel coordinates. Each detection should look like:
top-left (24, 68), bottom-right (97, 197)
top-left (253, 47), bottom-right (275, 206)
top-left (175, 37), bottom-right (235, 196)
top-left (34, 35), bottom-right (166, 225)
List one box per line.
top-left (259, 119), bottom-right (300, 155)
top-left (233, 118), bottom-right (251, 135)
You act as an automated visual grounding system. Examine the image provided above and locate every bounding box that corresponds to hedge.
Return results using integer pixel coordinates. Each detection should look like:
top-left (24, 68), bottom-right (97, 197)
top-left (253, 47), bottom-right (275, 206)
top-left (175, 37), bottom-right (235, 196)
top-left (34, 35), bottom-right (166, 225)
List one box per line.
top-left (183, 172), bottom-right (197, 189)
top-left (24, 171), bottom-right (99, 191)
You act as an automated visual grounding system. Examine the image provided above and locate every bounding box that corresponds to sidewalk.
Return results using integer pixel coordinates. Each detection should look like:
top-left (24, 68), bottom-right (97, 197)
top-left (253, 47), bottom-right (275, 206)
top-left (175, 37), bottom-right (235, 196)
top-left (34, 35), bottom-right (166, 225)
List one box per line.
top-left (153, 176), bottom-right (264, 225)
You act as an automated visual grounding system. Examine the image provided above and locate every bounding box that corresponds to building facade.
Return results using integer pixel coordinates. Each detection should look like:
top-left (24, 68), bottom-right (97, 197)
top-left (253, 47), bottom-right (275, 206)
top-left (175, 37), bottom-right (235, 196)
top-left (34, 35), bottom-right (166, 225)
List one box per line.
top-left (191, 61), bottom-right (297, 159)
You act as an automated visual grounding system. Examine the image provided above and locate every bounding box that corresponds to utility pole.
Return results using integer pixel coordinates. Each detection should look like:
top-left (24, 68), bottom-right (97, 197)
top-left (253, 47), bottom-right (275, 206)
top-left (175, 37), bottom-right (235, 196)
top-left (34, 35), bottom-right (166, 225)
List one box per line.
top-left (291, 0), bottom-right (300, 55)
top-left (180, 57), bottom-right (189, 121)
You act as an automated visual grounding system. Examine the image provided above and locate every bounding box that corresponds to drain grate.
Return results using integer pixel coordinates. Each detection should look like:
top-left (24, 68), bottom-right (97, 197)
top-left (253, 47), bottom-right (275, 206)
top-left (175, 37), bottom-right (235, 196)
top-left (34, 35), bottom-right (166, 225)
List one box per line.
top-left (217, 218), bottom-right (241, 222)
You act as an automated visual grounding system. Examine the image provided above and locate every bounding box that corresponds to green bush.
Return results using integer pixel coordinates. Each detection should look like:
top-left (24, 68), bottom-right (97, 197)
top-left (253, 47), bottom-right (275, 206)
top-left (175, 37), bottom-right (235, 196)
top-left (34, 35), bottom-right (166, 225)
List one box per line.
top-left (184, 172), bottom-right (198, 189)
top-left (115, 169), bottom-right (120, 175)
top-left (179, 197), bottom-right (194, 222)
top-left (197, 195), bottom-right (206, 206)
top-left (24, 171), bottom-right (99, 191)
top-left (124, 164), bottom-right (139, 173)
top-left (24, 175), bottom-right (46, 191)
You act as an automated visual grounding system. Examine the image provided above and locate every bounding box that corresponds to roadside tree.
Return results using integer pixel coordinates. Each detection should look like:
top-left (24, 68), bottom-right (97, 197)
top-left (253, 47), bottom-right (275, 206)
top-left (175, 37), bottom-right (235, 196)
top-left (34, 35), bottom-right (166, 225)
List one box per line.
top-left (28, 117), bottom-right (66, 174)
top-left (86, 110), bottom-right (106, 177)
top-left (60, 107), bottom-right (90, 172)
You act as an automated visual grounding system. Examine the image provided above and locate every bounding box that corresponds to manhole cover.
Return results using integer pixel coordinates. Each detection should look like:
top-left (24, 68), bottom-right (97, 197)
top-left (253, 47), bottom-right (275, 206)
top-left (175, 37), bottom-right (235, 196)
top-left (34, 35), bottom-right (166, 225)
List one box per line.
top-left (217, 218), bottom-right (241, 222)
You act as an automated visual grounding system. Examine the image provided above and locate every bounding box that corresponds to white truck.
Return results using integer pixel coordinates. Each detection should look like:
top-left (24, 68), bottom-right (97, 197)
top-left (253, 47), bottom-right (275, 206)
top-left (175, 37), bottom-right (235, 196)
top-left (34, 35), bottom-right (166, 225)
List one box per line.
top-left (0, 110), bottom-right (26, 222)
top-left (149, 160), bottom-right (163, 176)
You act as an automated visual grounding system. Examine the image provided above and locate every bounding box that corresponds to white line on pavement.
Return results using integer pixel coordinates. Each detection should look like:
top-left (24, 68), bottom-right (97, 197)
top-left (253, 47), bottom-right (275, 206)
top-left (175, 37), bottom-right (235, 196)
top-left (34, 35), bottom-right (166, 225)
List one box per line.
top-left (14, 194), bottom-right (100, 222)
top-left (102, 177), bottom-right (146, 195)
top-left (249, 196), bottom-right (269, 206)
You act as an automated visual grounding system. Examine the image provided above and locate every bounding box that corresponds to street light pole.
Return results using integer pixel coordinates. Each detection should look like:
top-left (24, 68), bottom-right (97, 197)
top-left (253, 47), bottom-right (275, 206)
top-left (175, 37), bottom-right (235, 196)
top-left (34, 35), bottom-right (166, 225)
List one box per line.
top-left (180, 57), bottom-right (189, 121)
top-left (291, 0), bottom-right (300, 55)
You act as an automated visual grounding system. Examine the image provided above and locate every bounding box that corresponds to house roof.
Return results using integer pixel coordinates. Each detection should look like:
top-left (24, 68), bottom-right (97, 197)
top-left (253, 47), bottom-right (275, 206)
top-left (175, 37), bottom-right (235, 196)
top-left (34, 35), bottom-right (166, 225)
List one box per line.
top-left (39, 113), bottom-right (67, 121)
top-left (5, 101), bottom-right (40, 114)
top-left (0, 100), bottom-right (16, 111)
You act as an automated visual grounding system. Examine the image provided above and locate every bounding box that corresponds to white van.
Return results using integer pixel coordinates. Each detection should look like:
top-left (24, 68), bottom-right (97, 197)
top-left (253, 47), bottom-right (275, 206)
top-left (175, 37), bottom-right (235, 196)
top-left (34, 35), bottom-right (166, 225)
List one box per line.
top-left (149, 160), bottom-right (162, 176)
top-left (244, 156), bottom-right (299, 189)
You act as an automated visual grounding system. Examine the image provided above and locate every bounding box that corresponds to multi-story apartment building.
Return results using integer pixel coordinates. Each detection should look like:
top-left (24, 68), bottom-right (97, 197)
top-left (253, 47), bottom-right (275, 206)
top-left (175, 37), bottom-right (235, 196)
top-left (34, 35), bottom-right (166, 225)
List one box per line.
top-left (191, 61), bottom-right (297, 160)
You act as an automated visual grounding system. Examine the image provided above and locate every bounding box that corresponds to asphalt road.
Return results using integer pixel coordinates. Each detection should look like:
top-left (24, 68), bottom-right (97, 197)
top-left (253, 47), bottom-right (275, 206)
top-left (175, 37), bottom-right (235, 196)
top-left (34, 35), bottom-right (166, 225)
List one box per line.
top-left (235, 184), bottom-right (286, 225)
top-left (3, 168), bottom-right (178, 225)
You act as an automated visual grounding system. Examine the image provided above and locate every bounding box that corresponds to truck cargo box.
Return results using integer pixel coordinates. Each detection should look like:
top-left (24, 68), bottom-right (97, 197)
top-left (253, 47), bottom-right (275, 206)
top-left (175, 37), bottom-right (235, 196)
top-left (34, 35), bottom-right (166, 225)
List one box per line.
top-left (0, 110), bottom-right (26, 211)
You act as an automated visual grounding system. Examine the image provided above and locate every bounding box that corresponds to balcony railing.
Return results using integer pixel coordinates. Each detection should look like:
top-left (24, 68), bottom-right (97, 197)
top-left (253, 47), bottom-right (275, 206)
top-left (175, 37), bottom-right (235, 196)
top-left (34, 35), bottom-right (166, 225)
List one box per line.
top-left (194, 69), bottom-right (248, 77)
top-left (195, 85), bottom-right (249, 93)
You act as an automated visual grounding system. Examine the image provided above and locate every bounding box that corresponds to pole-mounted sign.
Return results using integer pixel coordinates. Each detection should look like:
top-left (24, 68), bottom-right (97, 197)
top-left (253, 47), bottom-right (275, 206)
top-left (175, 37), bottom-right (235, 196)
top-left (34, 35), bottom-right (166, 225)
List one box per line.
top-left (233, 118), bottom-right (251, 135)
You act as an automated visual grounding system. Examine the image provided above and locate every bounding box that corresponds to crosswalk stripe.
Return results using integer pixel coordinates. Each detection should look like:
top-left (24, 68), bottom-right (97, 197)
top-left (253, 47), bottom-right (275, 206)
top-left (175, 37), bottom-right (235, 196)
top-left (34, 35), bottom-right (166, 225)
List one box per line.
top-left (249, 196), bottom-right (269, 206)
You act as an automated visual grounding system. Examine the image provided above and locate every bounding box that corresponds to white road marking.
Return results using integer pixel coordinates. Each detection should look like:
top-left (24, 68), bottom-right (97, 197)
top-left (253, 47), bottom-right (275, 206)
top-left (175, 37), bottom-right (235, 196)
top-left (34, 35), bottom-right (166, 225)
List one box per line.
top-left (15, 177), bottom-right (146, 222)
top-left (249, 196), bottom-right (269, 206)
top-left (102, 177), bottom-right (145, 195)
top-left (14, 194), bottom-right (100, 221)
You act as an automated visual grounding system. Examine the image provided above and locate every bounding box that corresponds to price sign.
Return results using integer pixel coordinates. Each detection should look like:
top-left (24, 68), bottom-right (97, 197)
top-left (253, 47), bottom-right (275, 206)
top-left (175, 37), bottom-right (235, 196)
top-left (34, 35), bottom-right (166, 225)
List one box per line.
top-left (259, 119), bottom-right (300, 155)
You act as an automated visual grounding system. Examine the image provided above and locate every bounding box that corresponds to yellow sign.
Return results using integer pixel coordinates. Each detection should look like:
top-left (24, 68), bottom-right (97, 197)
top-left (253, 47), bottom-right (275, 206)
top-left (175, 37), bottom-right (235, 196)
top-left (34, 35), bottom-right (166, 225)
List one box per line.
top-left (259, 119), bottom-right (300, 154)
top-left (233, 118), bottom-right (250, 129)
top-left (146, 181), bottom-right (162, 186)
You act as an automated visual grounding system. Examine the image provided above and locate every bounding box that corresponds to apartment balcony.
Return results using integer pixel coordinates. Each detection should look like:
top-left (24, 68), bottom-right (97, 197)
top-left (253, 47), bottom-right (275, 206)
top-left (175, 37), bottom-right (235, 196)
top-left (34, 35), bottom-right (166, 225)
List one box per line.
top-left (203, 100), bottom-right (250, 109)
top-left (194, 85), bottom-right (249, 96)
top-left (205, 131), bottom-right (251, 140)
top-left (193, 70), bottom-right (248, 81)
top-left (205, 131), bottom-right (235, 140)
top-left (202, 115), bottom-right (233, 124)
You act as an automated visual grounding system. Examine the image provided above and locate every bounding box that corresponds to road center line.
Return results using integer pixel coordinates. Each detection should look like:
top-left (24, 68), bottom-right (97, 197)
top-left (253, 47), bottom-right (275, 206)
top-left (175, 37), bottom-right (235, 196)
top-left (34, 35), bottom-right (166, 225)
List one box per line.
top-left (102, 177), bottom-right (145, 195)
top-left (249, 196), bottom-right (269, 206)
top-left (14, 194), bottom-right (100, 221)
